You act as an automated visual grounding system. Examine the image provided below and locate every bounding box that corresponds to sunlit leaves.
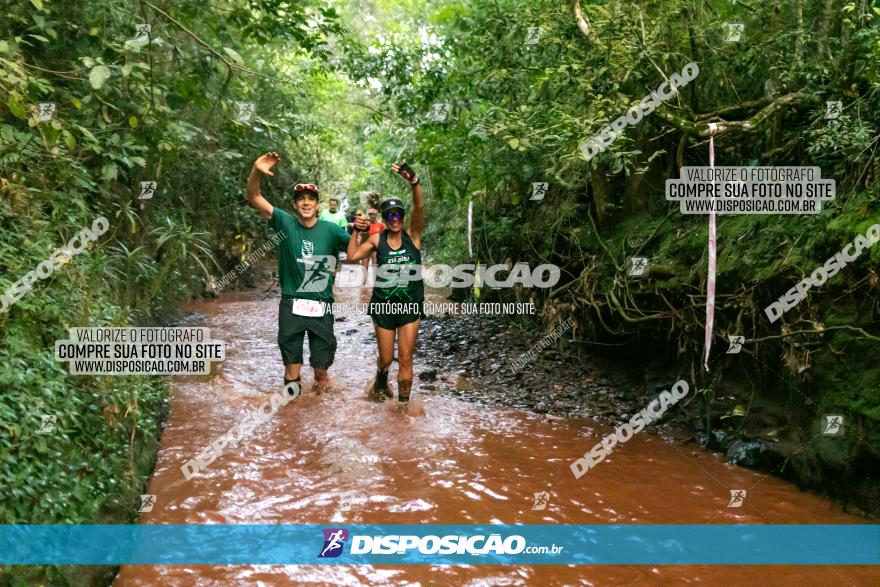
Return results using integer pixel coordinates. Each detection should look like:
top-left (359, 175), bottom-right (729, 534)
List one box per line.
top-left (100, 162), bottom-right (118, 182)
top-left (88, 65), bottom-right (111, 89)
top-left (222, 47), bottom-right (245, 65)
top-left (6, 94), bottom-right (26, 119)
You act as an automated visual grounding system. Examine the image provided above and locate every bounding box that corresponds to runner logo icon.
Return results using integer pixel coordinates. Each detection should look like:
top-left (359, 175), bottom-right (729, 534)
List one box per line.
top-left (319, 528), bottom-right (348, 558)
top-left (297, 254), bottom-right (336, 293)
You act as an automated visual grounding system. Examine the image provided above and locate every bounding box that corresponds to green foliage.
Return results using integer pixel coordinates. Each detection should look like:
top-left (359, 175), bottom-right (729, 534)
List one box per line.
top-left (0, 0), bottom-right (342, 582)
top-left (330, 0), bottom-right (880, 489)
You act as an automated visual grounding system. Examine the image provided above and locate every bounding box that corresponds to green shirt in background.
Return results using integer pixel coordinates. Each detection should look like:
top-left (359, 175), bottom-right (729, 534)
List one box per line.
top-left (319, 209), bottom-right (348, 229)
top-left (269, 208), bottom-right (350, 303)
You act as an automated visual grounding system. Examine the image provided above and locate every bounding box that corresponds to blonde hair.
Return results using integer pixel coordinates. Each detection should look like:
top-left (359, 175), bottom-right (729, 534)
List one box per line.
top-left (366, 191), bottom-right (382, 210)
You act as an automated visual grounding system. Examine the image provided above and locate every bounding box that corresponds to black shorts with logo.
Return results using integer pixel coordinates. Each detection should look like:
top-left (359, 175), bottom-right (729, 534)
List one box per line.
top-left (278, 297), bottom-right (336, 369)
top-left (368, 299), bottom-right (425, 331)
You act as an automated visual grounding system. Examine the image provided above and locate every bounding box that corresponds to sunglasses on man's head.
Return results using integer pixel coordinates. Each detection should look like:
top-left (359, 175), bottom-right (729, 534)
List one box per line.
top-left (294, 183), bottom-right (318, 194)
top-left (384, 211), bottom-right (404, 221)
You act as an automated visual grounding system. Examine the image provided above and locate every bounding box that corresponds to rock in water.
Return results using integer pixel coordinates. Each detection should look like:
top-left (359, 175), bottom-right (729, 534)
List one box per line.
top-left (419, 369), bottom-right (438, 382)
top-left (726, 440), bottom-right (764, 467)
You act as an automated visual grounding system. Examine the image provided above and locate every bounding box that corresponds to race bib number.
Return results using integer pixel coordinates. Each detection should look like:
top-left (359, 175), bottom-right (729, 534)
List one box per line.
top-left (292, 298), bottom-right (326, 317)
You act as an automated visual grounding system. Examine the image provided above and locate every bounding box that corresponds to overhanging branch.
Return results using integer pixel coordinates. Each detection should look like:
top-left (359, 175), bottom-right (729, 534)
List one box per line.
top-left (572, 0), bottom-right (599, 44)
top-left (145, 1), bottom-right (299, 87)
top-left (655, 91), bottom-right (809, 137)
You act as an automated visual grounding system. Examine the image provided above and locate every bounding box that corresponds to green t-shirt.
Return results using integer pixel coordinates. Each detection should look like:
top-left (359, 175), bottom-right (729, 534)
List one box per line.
top-left (319, 209), bottom-right (348, 229)
top-left (269, 208), bottom-right (350, 302)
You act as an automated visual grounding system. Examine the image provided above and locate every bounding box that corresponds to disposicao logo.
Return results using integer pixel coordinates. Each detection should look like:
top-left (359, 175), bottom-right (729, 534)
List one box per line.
top-left (349, 534), bottom-right (528, 555)
top-left (317, 531), bottom-right (561, 558)
top-left (319, 528), bottom-right (348, 558)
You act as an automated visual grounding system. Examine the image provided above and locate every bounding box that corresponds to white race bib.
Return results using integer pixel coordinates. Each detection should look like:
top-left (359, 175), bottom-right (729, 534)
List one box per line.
top-left (291, 298), bottom-right (326, 317)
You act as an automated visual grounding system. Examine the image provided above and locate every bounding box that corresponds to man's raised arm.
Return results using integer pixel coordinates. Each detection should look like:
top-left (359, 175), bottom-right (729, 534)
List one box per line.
top-left (246, 152), bottom-right (279, 221)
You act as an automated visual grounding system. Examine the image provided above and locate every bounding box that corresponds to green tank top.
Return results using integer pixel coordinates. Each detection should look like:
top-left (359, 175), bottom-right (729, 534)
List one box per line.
top-left (371, 230), bottom-right (424, 303)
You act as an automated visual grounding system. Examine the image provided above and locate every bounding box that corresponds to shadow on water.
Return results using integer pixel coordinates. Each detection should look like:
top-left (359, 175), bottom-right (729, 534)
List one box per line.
top-left (114, 283), bottom-right (877, 586)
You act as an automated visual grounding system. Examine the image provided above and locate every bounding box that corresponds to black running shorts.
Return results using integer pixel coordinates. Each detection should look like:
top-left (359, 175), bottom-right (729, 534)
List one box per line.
top-left (277, 298), bottom-right (337, 369)
top-left (368, 300), bottom-right (425, 331)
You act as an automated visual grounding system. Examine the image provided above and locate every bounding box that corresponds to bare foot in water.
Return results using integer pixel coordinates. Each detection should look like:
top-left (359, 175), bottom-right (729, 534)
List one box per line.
top-left (313, 369), bottom-right (333, 394)
top-left (313, 380), bottom-right (334, 395)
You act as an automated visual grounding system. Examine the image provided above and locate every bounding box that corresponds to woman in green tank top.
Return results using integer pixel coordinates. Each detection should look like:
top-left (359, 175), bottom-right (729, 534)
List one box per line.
top-left (346, 162), bottom-right (425, 403)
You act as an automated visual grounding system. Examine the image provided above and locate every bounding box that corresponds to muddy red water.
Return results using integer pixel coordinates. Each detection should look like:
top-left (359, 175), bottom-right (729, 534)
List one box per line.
top-left (115, 283), bottom-right (877, 586)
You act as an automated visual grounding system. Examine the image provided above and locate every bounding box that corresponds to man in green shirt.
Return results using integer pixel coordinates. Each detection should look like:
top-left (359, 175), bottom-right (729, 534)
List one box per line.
top-left (246, 151), bottom-right (350, 394)
top-left (319, 197), bottom-right (348, 229)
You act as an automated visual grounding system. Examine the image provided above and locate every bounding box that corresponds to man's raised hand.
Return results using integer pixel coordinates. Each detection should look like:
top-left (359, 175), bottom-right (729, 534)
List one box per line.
top-left (255, 152), bottom-right (281, 176)
top-left (246, 152), bottom-right (277, 220)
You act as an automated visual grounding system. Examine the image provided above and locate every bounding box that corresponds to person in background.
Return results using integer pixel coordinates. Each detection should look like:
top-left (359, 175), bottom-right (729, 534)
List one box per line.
top-left (368, 208), bottom-right (384, 236)
top-left (346, 208), bottom-right (358, 234)
top-left (361, 208), bottom-right (384, 271)
top-left (319, 197), bottom-right (348, 230)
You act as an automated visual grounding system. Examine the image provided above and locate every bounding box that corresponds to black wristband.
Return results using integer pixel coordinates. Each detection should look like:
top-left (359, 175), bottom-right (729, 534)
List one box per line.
top-left (410, 177), bottom-right (420, 186)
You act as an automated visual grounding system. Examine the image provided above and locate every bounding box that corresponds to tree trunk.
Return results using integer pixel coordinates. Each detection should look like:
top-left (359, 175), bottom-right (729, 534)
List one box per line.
top-left (624, 170), bottom-right (647, 214)
top-left (819, 0), bottom-right (835, 58)
top-left (623, 129), bottom-right (650, 214)
top-left (590, 167), bottom-right (609, 227)
top-left (789, 0), bottom-right (804, 78)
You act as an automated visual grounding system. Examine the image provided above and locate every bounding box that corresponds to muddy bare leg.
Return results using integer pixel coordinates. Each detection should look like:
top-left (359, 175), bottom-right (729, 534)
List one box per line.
top-left (396, 320), bottom-right (419, 402)
top-left (373, 325), bottom-right (395, 400)
top-left (284, 364), bottom-right (301, 380)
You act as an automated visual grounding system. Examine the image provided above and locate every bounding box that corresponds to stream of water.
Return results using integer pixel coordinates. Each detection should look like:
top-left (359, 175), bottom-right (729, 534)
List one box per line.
top-left (114, 284), bottom-right (876, 586)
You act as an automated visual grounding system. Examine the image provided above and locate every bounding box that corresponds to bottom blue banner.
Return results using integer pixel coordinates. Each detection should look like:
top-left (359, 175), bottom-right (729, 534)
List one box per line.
top-left (1, 524), bottom-right (877, 565)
